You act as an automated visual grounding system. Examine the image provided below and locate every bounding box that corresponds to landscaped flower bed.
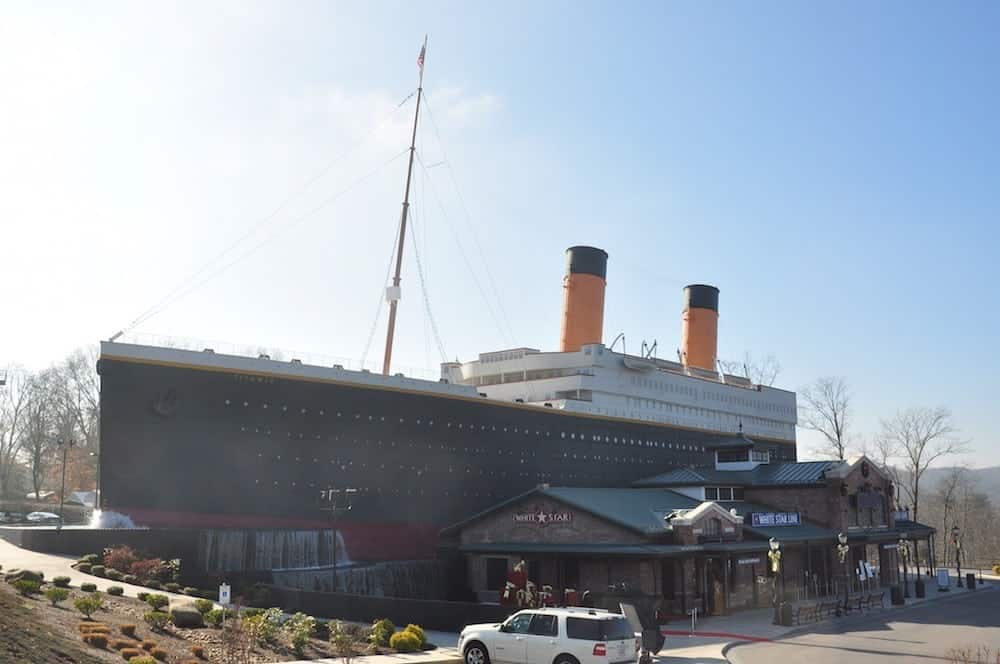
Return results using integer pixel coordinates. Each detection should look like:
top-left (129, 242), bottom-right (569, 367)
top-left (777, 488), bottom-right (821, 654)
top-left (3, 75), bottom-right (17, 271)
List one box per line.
top-left (4, 554), bottom-right (433, 663)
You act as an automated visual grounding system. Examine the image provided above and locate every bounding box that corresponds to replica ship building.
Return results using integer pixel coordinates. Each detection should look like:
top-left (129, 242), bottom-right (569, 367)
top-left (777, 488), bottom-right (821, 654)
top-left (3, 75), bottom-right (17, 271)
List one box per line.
top-left (98, 247), bottom-right (798, 561)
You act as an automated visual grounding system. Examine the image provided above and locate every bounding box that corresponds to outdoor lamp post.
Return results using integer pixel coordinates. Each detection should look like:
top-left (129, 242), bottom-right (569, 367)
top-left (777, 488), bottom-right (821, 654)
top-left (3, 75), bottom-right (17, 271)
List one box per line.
top-left (836, 532), bottom-right (850, 616)
top-left (952, 525), bottom-right (962, 588)
top-left (768, 538), bottom-right (782, 624)
top-left (898, 532), bottom-right (910, 598)
top-left (56, 438), bottom-right (76, 532)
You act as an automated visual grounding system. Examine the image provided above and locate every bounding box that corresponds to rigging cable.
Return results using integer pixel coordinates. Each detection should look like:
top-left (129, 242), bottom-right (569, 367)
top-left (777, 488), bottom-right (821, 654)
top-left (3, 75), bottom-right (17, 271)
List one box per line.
top-left (414, 150), bottom-right (511, 348)
top-left (408, 185), bottom-right (448, 363)
top-left (110, 89), bottom-right (417, 340)
top-left (359, 221), bottom-right (401, 369)
top-left (128, 148), bottom-right (411, 331)
top-left (421, 92), bottom-right (518, 346)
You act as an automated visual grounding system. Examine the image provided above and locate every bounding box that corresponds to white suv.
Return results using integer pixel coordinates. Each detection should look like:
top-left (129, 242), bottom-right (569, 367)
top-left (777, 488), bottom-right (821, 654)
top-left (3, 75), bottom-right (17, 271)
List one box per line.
top-left (459, 607), bottom-right (639, 664)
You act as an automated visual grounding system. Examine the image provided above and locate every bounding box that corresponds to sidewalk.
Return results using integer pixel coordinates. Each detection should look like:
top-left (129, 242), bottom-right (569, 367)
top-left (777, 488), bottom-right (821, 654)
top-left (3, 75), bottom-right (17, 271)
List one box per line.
top-left (0, 533), bottom-right (207, 605)
top-left (654, 574), bottom-right (997, 661)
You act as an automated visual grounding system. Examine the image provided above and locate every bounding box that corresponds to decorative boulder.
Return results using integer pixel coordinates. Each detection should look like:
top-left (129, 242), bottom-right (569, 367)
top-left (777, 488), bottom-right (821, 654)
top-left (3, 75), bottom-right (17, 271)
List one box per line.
top-left (169, 599), bottom-right (204, 628)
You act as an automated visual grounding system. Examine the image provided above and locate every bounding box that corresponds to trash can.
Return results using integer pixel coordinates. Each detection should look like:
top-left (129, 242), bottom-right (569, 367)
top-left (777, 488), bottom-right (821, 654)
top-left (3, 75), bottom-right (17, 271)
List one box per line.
top-left (779, 602), bottom-right (793, 626)
top-left (915, 578), bottom-right (925, 598)
top-left (966, 573), bottom-right (976, 589)
top-left (891, 584), bottom-right (904, 605)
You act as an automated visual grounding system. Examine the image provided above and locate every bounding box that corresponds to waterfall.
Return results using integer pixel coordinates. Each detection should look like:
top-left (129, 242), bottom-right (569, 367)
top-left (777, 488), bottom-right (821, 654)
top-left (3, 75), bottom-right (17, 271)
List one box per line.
top-left (198, 529), bottom-right (349, 573)
top-left (271, 559), bottom-right (446, 599)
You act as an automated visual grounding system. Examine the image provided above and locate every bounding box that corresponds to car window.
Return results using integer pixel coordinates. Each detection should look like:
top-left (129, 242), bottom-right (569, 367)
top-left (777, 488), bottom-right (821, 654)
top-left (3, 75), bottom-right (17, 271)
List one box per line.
top-left (566, 617), bottom-right (602, 640)
top-left (601, 617), bottom-right (633, 641)
top-left (504, 613), bottom-right (534, 634)
top-left (528, 614), bottom-right (558, 636)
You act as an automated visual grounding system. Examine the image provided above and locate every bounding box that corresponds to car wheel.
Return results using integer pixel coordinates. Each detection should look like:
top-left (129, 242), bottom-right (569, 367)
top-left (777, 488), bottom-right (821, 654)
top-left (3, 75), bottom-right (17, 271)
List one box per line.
top-left (554, 654), bottom-right (579, 664)
top-left (465, 642), bottom-right (489, 664)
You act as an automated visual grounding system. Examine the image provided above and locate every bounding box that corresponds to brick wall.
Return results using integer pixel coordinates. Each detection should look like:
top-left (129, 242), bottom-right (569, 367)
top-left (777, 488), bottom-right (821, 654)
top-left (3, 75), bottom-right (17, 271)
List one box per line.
top-left (745, 461), bottom-right (893, 533)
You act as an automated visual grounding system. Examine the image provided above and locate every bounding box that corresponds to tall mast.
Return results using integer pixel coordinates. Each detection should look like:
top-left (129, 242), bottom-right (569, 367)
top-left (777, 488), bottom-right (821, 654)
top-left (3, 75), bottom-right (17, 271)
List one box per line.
top-left (382, 36), bottom-right (427, 376)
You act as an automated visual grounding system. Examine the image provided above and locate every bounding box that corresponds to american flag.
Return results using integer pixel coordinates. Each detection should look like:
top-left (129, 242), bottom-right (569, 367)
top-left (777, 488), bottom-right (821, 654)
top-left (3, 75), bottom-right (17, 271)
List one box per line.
top-left (417, 43), bottom-right (426, 72)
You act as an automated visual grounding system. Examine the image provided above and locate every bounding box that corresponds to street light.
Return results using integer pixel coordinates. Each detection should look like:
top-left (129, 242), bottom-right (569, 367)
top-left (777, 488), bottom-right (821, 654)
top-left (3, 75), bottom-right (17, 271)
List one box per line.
top-left (836, 532), bottom-right (850, 616)
top-left (56, 439), bottom-right (76, 532)
top-left (768, 538), bottom-right (782, 624)
top-left (898, 532), bottom-right (910, 599)
top-left (952, 525), bottom-right (962, 588)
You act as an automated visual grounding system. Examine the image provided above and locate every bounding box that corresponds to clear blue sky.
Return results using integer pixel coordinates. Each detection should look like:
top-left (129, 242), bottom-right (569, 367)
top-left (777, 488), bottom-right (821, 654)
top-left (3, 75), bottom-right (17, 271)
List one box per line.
top-left (2, 1), bottom-right (997, 464)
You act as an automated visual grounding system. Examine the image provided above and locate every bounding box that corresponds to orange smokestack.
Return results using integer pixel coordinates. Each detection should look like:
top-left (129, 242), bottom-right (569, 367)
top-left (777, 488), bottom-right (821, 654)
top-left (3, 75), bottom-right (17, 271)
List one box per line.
top-left (680, 284), bottom-right (719, 371)
top-left (559, 246), bottom-right (608, 352)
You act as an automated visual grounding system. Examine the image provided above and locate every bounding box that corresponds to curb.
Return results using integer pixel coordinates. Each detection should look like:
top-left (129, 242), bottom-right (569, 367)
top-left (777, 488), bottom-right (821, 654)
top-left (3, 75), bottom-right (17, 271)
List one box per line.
top-left (661, 628), bottom-right (772, 643)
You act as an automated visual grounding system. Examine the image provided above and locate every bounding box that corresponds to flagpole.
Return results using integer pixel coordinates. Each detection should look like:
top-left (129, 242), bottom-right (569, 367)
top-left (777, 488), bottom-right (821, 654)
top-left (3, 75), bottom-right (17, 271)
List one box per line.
top-left (382, 36), bottom-right (427, 376)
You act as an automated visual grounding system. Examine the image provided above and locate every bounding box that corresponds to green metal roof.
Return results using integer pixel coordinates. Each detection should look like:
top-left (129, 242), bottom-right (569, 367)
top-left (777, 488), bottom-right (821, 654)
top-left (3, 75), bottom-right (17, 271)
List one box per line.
top-left (440, 486), bottom-right (700, 536)
top-left (633, 460), bottom-right (840, 488)
top-left (539, 487), bottom-right (700, 535)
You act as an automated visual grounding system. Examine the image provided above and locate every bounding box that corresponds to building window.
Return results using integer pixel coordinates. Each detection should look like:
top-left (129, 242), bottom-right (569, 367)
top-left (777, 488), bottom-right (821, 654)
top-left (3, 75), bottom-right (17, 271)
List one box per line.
top-left (705, 487), bottom-right (718, 500)
top-left (705, 518), bottom-right (721, 536)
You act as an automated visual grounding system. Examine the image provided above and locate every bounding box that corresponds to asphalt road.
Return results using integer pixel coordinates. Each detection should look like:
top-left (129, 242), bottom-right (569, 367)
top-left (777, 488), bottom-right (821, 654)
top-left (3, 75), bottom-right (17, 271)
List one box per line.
top-left (727, 588), bottom-right (1000, 664)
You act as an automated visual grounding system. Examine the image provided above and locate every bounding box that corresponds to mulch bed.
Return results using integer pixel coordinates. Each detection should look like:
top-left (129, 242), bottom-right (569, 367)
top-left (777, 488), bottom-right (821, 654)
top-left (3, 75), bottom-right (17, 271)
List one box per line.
top-left (0, 581), bottom-right (379, 663)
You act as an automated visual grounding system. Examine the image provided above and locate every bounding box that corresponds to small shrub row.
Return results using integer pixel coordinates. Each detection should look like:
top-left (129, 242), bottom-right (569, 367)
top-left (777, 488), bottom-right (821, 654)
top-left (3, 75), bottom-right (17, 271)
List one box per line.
top-left (108, 585), bottom-right (124, 596)
top-left (79, 622), bottom-right (110, 634)
top-left (81, 582), bottom-right (97, 592)
top-left (83, 633), bottom-right (109, 648)
top-left (75, 594), bottom-right (103, 618)
top-left (146, 594), bottom-right (169, 610)
top-left (144, 611), bottom-right (171, 631)
top-left (14, 579), bottom-right (40, 596)
top-left (45, 587), bottom-right (70, 606)
top-left (128, 657), bottom-right (156, 664)
top-left (141, 639), bottom-right (158, 651)
top-left (121, 623), bottom-right (137, 638)
top-left (120, 647), bottom-right (141, 660)
top-left (390, 629), bottom-right (421, 653)
top-left (90, 565), bottom-right (106, 577)
top-left (53, 575), bottom-right (71, 588)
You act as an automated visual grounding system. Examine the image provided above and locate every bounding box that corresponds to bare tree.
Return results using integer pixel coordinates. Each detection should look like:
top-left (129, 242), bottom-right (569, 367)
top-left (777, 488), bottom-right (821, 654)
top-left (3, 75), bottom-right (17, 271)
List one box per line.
top-left (20, 370), bottom-right (59, 498)
top-left (0, 368), bottom-right (31, 498)
top-left (799, 376), bottom-right (851, 460)
top-left (719, 352), bottom-right (782, 386)
top-left (54, 347), bottom-right (99, 450)
top-left (879, 407), bottom-right (968, 524)
top-left (933, 467), bottom-right (967, 567)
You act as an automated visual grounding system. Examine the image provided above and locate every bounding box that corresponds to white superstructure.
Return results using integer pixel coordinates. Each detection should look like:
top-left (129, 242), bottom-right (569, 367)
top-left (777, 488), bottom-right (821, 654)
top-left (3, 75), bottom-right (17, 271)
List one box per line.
top-left (443, 343), bottom-right (797, 443)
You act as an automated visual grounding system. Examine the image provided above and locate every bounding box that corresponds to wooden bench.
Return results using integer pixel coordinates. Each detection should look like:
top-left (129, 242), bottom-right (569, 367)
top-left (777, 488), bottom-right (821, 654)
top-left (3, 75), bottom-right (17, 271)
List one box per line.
top-left (818, 601), bottom-right (839, 618)
top-left (793, 603), bottom-right (819, 625)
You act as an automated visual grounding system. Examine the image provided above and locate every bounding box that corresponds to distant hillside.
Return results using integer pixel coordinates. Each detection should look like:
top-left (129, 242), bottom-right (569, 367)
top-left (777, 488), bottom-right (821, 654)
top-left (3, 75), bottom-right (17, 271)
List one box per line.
top-left (920, 466), bottom-right (1000, 503)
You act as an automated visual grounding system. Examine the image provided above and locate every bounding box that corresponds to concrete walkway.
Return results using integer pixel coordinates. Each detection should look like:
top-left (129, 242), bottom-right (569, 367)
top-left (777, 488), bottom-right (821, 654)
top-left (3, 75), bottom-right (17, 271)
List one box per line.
top-left (0, 534), bottom-right (203, 605)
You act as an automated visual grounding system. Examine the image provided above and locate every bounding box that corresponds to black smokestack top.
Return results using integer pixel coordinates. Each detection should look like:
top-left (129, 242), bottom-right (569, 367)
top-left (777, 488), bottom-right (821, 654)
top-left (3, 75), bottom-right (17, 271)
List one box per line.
top-left (683, 284), bottom-right (719, 312)
top-left (565, 246), bottom-right (608, 279)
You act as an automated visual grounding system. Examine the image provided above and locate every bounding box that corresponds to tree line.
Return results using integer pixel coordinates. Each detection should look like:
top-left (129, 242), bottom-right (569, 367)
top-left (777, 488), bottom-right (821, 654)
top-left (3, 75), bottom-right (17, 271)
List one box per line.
top-left (0, 347), bottom-right (99, 502)
top-left (799, 375), bottom-right (996, 567)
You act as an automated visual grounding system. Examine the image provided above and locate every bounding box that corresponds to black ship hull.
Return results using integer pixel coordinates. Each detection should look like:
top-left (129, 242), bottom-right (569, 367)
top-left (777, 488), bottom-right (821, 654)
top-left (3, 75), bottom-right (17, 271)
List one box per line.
top-left (98, 353), bottom-right (796, 561)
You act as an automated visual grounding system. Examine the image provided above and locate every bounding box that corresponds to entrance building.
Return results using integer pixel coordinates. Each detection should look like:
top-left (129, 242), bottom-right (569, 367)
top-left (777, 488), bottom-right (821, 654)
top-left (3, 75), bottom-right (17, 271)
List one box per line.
top-left (440, 437), bottom-right (934, 617)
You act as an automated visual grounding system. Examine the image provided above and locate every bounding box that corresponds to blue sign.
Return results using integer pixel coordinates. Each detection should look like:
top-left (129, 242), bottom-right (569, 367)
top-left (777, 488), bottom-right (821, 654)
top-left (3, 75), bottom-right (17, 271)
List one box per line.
top-left (751, 512), bottom-right (801, 527)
